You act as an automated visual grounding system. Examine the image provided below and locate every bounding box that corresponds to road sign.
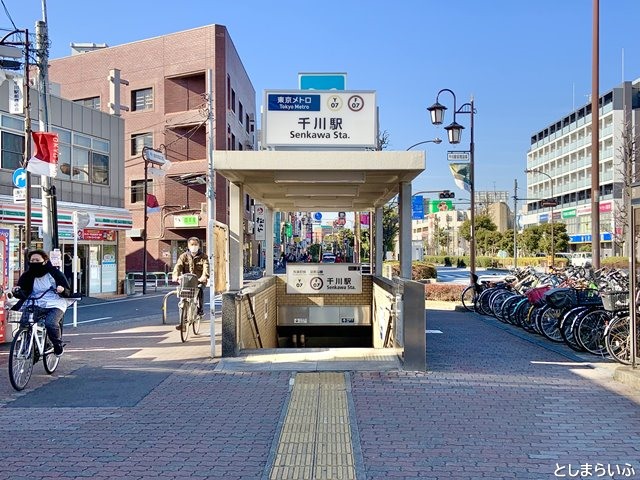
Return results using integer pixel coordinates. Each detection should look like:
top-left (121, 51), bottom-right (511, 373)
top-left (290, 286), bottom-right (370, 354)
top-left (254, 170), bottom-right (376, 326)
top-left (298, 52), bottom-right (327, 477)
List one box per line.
top-left (541, 199), bottom-right (558, 207)
top-left (12, 168), bottom-right (27, 188)
top-left (299, 73), bottom-right (346, 90)
top-left (411, 195), bottom-right (424, 220)
top-left (13, 188), bottom-right (26, 203)
top-left (142, 147), bottom-right (167, 166)
top-left (447, 151), bottom-right (470, 162)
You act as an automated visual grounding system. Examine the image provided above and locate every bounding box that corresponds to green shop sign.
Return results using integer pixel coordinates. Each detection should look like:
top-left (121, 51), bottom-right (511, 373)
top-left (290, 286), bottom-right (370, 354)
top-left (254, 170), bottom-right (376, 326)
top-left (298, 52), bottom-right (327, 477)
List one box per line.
top-left (174, 215), bottom-right (199, 227)
top-left (561, 209), bottom-right (576, 219)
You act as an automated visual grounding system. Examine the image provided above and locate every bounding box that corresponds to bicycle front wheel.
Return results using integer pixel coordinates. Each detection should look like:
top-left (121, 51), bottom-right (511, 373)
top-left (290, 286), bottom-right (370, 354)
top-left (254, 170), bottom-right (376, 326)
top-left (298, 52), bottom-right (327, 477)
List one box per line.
top-left (605, 315), bottom-right (631, 365)
top-left (43, 335), bottom-right (60, 374)
top-left (180, 304), bottom-right (191, 343)
top-left (461, 285), bottom-right (476, 312)
top-left (9, 329), bottom-right (34, 391)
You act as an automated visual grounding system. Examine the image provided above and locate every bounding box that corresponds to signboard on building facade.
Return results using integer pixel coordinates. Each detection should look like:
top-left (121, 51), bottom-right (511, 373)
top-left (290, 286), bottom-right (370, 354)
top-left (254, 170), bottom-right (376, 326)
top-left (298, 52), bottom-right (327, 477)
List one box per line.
top-left (286, 264), bottom-right (362, 294)
top-left (254, 203), bottom-right (266, 241)
top-left (174, 215), bottom-right (199, 228)
top-left (263, 90), bottom-right (377, 148)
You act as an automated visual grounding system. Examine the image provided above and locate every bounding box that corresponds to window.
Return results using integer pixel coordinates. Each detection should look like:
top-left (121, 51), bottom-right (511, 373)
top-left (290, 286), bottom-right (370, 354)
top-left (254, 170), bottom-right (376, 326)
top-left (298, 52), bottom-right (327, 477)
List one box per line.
top-left (74, 96), bottom-right (101, 110)
top-left (1, 131), bottom-right (24, 170)
top-left (245, 114), bottom-right (250, 134)
top-left (132, 88), bottom-right (153, 111)
top-left (53, 126), bottom-right (110, 185)
top-left (131, 133), bottom-right (153, 156)
top-left (131, 179), bottom-right (152, 203)
top-left (238, 102), bottom-right (244, 124)
top-left (231, 89), bottom-right (236, 113)
top-left (72, 147), bottom-right (90, 182)
top-left (91, 152), bottom-right (109, 185)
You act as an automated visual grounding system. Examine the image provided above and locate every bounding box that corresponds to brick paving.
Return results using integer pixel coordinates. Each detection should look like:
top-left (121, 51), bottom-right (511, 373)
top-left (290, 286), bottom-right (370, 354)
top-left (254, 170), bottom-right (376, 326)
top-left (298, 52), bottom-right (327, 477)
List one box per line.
top-left (0, 309), bottom-right (638, 480)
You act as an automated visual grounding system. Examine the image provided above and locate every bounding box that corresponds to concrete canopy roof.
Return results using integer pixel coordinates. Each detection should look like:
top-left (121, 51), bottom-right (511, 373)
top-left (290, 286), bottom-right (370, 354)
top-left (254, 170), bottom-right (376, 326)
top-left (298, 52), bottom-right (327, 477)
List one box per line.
top-left (214, 150), bottom-right (425, 211)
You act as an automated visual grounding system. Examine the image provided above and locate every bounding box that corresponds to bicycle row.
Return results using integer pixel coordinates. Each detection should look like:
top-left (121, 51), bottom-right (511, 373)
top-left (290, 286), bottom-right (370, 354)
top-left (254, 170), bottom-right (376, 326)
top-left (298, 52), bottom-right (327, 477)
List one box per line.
top-left (461, 266), bottom-right (639, 365)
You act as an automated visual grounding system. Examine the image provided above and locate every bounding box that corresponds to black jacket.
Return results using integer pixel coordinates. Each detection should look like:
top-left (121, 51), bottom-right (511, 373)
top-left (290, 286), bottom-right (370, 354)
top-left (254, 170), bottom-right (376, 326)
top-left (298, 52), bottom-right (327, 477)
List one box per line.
top-left (11, 262), bottom-right (72, 311)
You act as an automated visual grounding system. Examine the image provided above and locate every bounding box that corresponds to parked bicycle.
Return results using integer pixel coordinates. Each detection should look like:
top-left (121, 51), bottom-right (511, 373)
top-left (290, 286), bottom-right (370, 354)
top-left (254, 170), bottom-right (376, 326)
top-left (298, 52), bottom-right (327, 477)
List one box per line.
top-left (7, 287), bottom-right (78, 391)
top-left (176, 273), bottom-right (202, 343)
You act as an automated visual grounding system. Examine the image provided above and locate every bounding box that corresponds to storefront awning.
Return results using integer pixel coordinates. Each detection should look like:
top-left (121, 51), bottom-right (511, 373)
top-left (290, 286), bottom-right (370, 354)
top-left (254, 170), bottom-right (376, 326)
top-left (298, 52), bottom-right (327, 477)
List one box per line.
top-left (0, 196), bottom-right (132, 230)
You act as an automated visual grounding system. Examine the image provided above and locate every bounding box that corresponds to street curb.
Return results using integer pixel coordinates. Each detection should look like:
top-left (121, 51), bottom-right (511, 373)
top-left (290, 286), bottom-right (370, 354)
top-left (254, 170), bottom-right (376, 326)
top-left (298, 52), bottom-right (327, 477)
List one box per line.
top-left (613, 366), bottom-right (640, 390)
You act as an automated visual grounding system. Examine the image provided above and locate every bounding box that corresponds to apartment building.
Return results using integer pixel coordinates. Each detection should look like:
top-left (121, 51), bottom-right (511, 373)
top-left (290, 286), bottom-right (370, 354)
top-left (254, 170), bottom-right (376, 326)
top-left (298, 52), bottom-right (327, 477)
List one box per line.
top-left (523, 80), bottom-right (639, 256)
top-left (47, 25), bottom-right (257, 273)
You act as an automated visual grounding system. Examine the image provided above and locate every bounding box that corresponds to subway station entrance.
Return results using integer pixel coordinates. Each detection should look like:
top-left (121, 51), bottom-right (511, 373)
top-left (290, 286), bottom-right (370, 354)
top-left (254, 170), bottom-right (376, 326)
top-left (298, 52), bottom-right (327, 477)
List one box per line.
top-left (215, 149), bottom-right (428, 371)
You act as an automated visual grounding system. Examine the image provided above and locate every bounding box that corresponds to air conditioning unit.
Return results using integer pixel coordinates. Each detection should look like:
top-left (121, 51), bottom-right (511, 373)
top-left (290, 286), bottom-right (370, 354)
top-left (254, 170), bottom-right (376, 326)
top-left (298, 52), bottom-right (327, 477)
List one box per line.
top-left (126, 228), bottom-right (144, 239)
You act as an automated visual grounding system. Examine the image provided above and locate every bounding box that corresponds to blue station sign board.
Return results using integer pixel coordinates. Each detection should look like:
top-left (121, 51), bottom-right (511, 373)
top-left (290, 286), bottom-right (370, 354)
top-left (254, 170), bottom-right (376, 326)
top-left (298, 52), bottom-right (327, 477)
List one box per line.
top-left (268, 94), bottom-right (321, 112)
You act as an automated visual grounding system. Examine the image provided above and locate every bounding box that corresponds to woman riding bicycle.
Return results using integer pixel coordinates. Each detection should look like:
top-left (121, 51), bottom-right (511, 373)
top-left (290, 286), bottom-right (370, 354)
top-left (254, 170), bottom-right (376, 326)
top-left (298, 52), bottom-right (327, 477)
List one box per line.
top-left (11, 249), bottom-right (73, 357)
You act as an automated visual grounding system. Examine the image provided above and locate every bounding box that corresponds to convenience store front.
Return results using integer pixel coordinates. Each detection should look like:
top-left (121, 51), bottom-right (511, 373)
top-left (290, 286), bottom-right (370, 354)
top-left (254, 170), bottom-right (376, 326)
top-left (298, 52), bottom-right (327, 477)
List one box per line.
top-left (0, 197), bottom-right (132, 296)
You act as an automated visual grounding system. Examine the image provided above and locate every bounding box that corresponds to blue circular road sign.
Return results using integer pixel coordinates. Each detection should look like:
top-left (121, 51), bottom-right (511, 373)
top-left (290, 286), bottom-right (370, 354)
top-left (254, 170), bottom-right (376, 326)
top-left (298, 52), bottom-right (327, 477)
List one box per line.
top-left (313, 212), bottom-right (322, 222)
top-left (13, 168), bottom-right (27, 188)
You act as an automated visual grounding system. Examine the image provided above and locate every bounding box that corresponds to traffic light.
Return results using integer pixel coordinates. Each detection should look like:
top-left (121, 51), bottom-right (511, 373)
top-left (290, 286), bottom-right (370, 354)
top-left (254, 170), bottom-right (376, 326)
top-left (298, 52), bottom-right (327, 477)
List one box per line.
top-left (439, 190), bottom-right (455, 199)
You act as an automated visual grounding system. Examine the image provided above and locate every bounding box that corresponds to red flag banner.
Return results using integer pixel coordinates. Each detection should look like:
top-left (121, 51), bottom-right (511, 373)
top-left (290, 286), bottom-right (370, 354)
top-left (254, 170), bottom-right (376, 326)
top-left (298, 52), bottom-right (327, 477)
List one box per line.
top-left (27, 132), bottom-right (59, 177)
top-left (146, 194), bottom-right (161, 213)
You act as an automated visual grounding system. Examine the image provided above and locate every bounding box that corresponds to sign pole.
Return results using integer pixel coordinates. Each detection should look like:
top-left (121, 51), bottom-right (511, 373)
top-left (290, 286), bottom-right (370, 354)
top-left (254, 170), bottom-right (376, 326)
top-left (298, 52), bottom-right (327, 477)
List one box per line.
top-left (72, 211), bottom-right (78, 328)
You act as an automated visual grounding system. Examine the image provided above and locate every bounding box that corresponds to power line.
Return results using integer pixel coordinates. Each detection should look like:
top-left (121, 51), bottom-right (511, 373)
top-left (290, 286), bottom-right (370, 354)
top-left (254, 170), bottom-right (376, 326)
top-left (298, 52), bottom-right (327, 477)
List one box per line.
top-left (1, 0), bottom-right (17, 30)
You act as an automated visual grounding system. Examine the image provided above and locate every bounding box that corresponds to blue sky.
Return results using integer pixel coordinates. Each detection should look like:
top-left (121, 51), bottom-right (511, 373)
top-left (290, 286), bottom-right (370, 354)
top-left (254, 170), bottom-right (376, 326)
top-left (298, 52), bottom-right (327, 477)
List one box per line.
top-left (6, 0), bottom-right (640, 199)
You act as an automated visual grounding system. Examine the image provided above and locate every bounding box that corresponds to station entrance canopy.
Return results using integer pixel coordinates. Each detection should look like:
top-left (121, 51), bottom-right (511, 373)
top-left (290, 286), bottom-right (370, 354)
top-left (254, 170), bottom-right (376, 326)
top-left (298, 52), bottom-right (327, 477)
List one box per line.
top-left (214, 150), bottom-right (425, 211)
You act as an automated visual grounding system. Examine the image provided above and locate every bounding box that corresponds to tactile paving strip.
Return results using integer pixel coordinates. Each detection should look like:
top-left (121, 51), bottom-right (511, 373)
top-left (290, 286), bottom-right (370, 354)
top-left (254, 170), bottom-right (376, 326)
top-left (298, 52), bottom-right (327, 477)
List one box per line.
top-left (269, 372), bottom-right (356, 480)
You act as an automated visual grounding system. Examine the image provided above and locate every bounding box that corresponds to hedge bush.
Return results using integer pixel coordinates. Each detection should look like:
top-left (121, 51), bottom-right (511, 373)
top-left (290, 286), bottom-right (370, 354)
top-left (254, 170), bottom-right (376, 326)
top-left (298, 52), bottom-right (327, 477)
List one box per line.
top-left (602, 256), bottom-right (628, 268)
top-left (386, 261), bottom-right (437, 280)
top-left (425, 283), bottom-right (465, 302)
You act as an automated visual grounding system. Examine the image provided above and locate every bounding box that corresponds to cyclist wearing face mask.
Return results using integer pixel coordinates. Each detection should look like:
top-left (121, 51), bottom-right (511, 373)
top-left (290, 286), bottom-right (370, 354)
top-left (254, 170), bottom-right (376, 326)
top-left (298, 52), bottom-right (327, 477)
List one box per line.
top-left (172, 237), bottom-right (209, 321)
top-left (12, 249), bottom-right (72, 357)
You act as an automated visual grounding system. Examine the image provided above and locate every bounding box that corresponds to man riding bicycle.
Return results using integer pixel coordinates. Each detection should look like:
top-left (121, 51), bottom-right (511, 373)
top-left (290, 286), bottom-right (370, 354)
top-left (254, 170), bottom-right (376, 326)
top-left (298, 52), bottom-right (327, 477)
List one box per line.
top-left (11, 249), bottom-right (73, 357)
top-left (172, 237), bottom-right (209, 329)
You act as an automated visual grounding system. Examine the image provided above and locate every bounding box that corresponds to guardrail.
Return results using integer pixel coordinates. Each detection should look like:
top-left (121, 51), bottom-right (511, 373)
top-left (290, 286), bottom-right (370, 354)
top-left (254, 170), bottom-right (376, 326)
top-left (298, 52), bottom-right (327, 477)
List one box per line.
top-left (125, 271), bottom-right (171, 294)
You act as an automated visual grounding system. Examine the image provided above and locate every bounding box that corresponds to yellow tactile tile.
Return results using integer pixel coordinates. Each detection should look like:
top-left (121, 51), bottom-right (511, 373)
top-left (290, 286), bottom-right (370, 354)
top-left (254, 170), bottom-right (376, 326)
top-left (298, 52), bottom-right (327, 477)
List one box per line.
top-left (269, 372), bottom-right (357, 480)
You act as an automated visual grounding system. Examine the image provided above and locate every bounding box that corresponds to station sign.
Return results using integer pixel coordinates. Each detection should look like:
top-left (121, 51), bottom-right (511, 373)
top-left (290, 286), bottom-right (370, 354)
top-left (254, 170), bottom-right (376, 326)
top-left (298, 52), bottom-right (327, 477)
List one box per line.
top-left (262, 90), bottom-right (377, 148)
top-left (286, 264), bottom-right (362, 294)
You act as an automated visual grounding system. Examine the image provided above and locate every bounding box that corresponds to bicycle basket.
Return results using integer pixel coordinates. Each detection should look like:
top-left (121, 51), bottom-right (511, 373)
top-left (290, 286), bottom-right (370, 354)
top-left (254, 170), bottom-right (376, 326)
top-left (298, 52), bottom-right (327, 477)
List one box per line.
top-left (601, 291), bottom-right (629, 312)
top-left (575, 288), bottom-right (602, 306)
top-left (543, 288), bottom-right (577, 309)
top-left (526, 285), bottom-right (552, 307)
top-left (177, 274), bottom-right (199, 299)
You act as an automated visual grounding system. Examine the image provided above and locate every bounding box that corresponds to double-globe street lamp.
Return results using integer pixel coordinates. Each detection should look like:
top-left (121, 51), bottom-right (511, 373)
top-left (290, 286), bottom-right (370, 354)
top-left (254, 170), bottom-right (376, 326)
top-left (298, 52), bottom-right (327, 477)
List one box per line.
top-left (525, 168), bottom-right (556, 267)
top-left (427, 89), bottom-right (476, 279)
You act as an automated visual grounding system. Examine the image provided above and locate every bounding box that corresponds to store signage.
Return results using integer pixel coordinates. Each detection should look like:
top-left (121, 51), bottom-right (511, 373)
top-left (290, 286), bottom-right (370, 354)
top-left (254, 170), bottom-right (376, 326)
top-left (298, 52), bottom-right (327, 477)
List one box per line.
top-left (286, 263), bottom-right (362, 294)
top-left (263, 90), bottom-right (376, 148)
top-left (77, 229), bottom-right (116, 241)
top-left (254, 203), bottom-right (266, 241)
top-left (562, 209), bottom-right (576, 219)
top-left (174, 215), bottom-right (199, 228)
top-left (412, 195), bottom-right (424, 220)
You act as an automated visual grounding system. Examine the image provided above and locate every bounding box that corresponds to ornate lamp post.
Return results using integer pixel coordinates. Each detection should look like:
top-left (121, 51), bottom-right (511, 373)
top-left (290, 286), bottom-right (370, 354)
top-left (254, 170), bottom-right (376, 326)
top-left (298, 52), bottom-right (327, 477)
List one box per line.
top-left (428, 89), bottom-right (476, 279)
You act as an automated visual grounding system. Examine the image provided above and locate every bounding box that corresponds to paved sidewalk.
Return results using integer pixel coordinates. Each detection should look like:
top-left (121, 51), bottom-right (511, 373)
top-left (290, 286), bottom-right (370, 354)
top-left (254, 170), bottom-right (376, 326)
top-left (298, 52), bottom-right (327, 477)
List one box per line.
top-left (0, 309), bottom-right (638, 479)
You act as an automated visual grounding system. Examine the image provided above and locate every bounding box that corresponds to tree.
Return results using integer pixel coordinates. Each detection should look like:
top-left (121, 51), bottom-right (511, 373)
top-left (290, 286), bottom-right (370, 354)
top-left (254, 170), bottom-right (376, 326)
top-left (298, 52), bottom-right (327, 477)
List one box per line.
top-left (613, 117), bottom-right (639, 255)
top-left (359, 228), bottom-right (370, 261)
top-left (459, 214), bottom-right (497, 242)
top-left (382, 205), bottom-right (399, 255)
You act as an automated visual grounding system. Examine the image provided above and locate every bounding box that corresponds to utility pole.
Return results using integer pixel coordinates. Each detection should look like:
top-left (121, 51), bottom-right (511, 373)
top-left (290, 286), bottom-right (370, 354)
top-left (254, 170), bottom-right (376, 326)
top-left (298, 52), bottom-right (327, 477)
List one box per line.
top-left (513, 178), bottom-right (518, 268)
top-left (36, 15), bottom-right (57, 251)
top-left (590, 0), bottom-right (600, 268)
top-left (22, 30), bottom-right (32, 266)
top-left (206, 68), bottom-right (217, 358)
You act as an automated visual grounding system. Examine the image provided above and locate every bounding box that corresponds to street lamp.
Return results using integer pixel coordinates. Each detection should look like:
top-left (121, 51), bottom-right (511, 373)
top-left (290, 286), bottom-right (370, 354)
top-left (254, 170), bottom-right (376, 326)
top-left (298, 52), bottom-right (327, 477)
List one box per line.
top-left (406, 138), bottom-right (442, 151)
top-left (525, 168), bottom-right (555, 267)
top-left (428, 89), bottom-right (476, 279)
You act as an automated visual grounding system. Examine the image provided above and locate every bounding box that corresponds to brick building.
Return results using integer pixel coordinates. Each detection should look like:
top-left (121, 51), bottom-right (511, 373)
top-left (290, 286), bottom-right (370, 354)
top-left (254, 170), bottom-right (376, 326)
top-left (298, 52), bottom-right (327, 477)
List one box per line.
top-left (47, 25), bottom-right (257, 274)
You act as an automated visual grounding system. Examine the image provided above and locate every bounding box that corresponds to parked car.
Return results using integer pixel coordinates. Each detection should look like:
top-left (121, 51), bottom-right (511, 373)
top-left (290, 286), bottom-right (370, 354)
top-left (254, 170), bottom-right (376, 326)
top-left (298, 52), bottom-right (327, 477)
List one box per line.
top-left (571, 252), bottom-right (593, 267)
top-left (321, 253), bottom-right (336, 263)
